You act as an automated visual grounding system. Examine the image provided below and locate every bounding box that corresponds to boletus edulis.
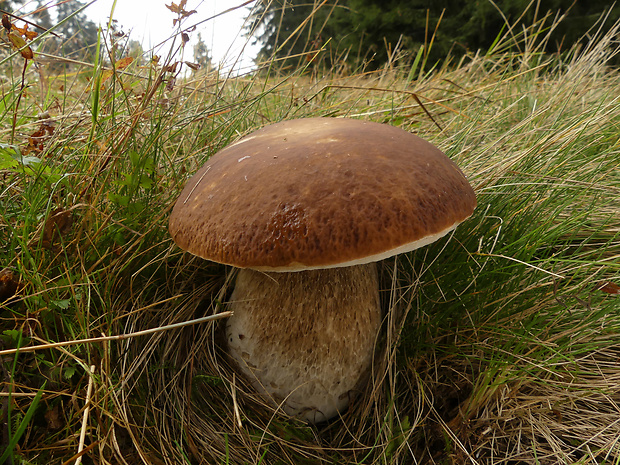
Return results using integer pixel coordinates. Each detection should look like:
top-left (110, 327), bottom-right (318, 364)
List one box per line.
top-left (169, 117), bottom-right (476, 423)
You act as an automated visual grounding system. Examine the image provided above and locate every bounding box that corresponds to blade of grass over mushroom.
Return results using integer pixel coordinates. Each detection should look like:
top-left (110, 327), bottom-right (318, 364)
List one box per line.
top-left (0, 311), bottom-right (232, 356)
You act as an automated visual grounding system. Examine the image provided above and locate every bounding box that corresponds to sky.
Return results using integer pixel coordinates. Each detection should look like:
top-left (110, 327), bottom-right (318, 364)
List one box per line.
top-left (83, 0), bottom-right (261, 73)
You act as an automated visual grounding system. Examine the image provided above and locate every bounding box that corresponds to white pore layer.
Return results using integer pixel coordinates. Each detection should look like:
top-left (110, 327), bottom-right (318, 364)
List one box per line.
top-left (252, 220), bottom-right (461, 272)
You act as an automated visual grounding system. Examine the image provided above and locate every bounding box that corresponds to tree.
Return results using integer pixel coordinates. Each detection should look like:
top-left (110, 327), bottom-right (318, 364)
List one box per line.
top-left (0, 0), bottom-right (18, 13)
top-left (54, 0), bottom-right (98, 60)
top-left (246, 0), bottom-right (340, 70)
top-left (193, 32), bottom-right (213, 72)
top-left (247, 0), bottom-right (620, 71)
top-left (31, 0), bottom-right (53, 33)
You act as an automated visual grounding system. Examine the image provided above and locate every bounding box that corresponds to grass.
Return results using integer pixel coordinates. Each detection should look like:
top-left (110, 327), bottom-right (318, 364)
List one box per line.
top-left (1, 3), bottom-right (620, 464)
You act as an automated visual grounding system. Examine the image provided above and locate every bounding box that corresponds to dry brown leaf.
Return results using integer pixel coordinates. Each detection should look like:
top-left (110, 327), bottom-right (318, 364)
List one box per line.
top-left (599, 282), bottom-right (620, 295)
top-left (8, 31), bottom-right (34, 59)
top-left (0, 268), bottom-right (20, 302)
top-left (98, 69), bottom-right (114, 88)
top-left (164, 62), bottom-right (178, 73)
top-left (115, 56), bottom-right (134, 70)
top-left (41, 207), bottom-right (73, 249)
top-left (165, 0), bottom-right (197, 19)
top-left (23, 116), bottom-right (55, 156)
top-left (165, 1), bottom-right (182, 14)
top-left (2, 14), bottom-right (11, 32)
top-left (44, 403), bottom-right (63, 430)
top-left (14, 23), bottom-right (37, 40)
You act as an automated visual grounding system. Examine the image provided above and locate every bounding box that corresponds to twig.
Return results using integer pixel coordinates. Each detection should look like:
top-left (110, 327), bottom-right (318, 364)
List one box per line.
top-left (0, 9), bottom-right (61, 38)
top-left (232, 374), bottom-right (242, 428)
top-left (75, 365), bottom-right (95, 465)
top-left (60, 440), bottom-right (99, 465)
top-left (10, 59), bottom-right (28, 144)
top-left (0, 311), bottom-right (233, 356)
top-left (474, 252), bottom-right (566, 279)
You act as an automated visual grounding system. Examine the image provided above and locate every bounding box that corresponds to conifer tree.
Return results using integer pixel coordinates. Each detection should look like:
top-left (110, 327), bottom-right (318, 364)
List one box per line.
top-left (247, 0), bottom-right (620, 69)
top-left (193, 32), bottom-right (213, 72)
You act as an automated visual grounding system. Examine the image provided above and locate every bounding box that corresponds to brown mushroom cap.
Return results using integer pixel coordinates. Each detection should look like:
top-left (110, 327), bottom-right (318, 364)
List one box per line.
top-left (169, 117), bottom-right (476, 271)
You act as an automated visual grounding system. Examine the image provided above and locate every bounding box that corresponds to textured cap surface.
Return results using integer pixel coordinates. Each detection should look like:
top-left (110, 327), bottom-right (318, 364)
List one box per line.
top-left (169, 117), bottom-right (476, 270)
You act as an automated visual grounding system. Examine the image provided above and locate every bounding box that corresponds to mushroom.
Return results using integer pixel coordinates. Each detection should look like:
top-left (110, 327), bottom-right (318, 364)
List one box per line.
top-left (169, 118), bottom-right (476, 423)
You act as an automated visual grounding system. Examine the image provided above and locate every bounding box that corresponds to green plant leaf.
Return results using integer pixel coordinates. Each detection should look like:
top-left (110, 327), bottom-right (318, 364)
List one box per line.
top-left (0, 144), bottom-right (20, 170)
top-left (0, 381), bottom-right (47, 464)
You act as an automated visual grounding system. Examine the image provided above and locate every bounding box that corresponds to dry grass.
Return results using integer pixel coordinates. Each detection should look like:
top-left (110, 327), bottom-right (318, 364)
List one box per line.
top-left (108, 258), bottom-right (422, 464)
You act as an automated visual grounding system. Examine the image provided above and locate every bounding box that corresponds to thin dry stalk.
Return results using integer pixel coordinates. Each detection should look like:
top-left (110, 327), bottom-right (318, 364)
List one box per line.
top-left (75, 365), bottom-right (96, 465)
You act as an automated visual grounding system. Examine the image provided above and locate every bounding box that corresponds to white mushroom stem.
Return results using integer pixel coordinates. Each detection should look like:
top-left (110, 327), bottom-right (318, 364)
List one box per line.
top-left (226, 262), bottom-right (382, 424)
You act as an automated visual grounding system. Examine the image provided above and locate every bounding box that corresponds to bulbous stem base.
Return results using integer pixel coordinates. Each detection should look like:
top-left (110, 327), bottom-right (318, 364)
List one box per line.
top-left (226, 263), bottom-right (381, 423)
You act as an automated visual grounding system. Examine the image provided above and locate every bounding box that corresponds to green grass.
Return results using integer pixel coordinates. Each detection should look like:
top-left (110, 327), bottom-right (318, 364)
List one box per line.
top-left (1, 4), bottom-right (620, 465)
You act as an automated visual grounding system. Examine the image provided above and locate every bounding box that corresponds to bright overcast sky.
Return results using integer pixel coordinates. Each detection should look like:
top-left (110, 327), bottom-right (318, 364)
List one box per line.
top-left (83, 0), bottom-right (260, 72)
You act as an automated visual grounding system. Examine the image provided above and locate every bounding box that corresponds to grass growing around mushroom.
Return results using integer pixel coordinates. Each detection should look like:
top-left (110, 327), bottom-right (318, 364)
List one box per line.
top-left (1, 5), bottom-right (619, 464)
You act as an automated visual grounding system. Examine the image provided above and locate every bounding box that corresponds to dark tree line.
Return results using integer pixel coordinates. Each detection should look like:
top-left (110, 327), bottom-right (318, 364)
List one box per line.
top-left (247, 0), bottom-right (620, 70)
